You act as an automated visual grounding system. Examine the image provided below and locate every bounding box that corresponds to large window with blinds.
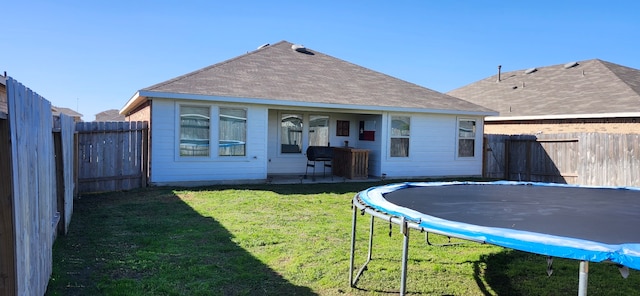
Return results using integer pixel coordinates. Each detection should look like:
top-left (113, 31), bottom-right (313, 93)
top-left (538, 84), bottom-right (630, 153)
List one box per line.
top-left (180, 106), bottom-right (210, 157)
top-left (219, 108), bottom-right (247, 156)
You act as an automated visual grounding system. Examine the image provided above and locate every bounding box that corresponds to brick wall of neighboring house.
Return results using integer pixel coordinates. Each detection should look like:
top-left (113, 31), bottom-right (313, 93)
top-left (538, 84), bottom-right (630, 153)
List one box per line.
top-left (486, 118), bottom-right (640, 134)
top-left (125, 100), bottom-right (151, 122)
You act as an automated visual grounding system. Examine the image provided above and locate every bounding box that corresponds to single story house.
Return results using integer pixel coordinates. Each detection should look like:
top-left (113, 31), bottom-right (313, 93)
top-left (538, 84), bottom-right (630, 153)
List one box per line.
top-left (120, 41), bottom-right (496, 185)
top-left (448, 59), bottom-right (640, 135)
top-left (94, 109), bottom-right (125, 122)
top-left (52, 106), bottom-right (83, 122)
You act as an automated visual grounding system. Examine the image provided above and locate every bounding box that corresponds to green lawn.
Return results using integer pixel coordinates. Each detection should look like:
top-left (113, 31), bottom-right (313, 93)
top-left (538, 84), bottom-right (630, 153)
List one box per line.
top-left (46, 181), bottom-right (640, 295)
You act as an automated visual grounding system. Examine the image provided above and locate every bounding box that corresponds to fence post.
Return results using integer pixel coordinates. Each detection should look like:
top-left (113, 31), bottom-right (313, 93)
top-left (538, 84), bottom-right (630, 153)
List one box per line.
top-left (142, 121), bottom-right (149, 187)
top-left (482, 136), bottom-right (487, 178)
top-left (0, 113), bottom-right (16, 296)
top-left (526, 138), bottom-right (532, 181)
top-left (504, 137), bottom-right (511, 180)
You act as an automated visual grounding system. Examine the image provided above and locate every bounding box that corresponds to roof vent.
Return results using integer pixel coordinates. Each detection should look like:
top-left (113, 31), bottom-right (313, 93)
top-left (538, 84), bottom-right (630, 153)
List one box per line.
top-left (292, 44), bottom-right (307, 53)
top-left (564, 61), bottom-right (579, 69)
top-left (257, 43), bottom-right (270, 50)
top-left (524, 67), bottom-right (537, 74)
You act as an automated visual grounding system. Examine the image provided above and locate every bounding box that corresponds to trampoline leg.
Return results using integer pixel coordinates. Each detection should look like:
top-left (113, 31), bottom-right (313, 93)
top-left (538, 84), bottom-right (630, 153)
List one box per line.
top-left (349, 206), bottom-right (358, 287)
top-left (366, 215), bottom-right (374, 261)
top-left (400, 217), bottom-right (409, 296)
top-left (351, 213), bottom-right (375, 287)
top-left (578, 261), bottom-right (589, 296)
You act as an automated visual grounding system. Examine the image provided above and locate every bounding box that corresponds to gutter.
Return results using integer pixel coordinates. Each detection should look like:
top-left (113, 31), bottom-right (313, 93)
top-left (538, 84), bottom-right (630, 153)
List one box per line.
top-left (126, 90), bottom-right (498, 117)
top-left (119, 91), bottom-right (143, 115)
top-left (486, 112), bottom-right (640, 121)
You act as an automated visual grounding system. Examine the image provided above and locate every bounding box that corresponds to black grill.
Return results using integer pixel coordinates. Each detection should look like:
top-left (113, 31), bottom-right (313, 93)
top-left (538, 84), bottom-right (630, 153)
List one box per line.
top-left (305, 146), bottom-right (333, 179)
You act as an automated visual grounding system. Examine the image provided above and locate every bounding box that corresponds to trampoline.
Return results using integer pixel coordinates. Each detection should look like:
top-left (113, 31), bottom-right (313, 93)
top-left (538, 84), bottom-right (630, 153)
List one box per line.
top-left (349, 181), bottom-right (640, 295)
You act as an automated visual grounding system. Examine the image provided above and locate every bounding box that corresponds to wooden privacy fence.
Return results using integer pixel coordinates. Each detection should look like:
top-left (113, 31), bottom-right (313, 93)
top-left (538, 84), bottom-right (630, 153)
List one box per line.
top-left (53, 114), bottom-right (77, 235)
top-left (0, 77), bottom-right (75, 296)
top-left (484, 133), bottom-right (640, 187)
top-left (76, 121), bottom-right (148, 193)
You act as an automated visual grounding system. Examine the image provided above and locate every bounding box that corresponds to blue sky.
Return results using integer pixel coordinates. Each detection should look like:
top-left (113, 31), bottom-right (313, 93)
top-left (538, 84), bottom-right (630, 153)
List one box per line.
top-left (4, 1), bottom-right (639, 121)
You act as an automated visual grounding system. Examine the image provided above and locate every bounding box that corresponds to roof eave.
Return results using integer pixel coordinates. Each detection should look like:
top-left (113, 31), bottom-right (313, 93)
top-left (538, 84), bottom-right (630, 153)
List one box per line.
top-left (120, 91), bottom-right (146, 115)
top-left (486, 112), bottom-right (640, 121)
top-left (138, 90), bottom-right (498, 117)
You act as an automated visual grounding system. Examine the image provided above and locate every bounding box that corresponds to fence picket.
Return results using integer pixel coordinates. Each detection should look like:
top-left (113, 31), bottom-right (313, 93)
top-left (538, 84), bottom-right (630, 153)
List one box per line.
top-left (76, 121), bottom-right (148, 193)
top-left (484, 133), bottom-right (640, 187)
top-left (4, 77), bottom-right (55, 296)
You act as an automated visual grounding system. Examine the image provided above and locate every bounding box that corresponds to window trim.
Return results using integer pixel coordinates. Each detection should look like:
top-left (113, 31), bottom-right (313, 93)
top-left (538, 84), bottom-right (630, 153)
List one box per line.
top-left (175, 102), bottom-right (250, 161)
top-left (279, 112), bottom-right (304, 155)
top-left (308, 114), bottom-right (330, 147)
top-left (177, 104), bottom-right (212, 159)
top-left (218, 107), bottom-right (248, 157)
top-left (456, 117), bottom-right (478, 159)
top-left (389, 115), bottom-right (411, 158)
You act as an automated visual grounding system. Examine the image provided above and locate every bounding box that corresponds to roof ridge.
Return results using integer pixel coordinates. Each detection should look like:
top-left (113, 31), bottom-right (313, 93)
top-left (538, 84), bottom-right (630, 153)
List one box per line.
top-left (447, 58), bottom-right (640, 117)
top-left (313, 44), bottom-right (460, 97)
top-left (503, 58), bottom-right (600, 74)
top-left (597, 59), bottom-right (640, 99)
top-left (144, 40), bottom-right (290, 91)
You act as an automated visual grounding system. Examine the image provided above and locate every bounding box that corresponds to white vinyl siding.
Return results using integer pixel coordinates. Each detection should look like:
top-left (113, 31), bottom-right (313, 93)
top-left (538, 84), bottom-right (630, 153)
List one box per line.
top-left (150, 99), bottom-right (267, 184)
top-left (149, 99), bottom-right (485, 183)
top-left (380, 114), bottom-right (484, 177)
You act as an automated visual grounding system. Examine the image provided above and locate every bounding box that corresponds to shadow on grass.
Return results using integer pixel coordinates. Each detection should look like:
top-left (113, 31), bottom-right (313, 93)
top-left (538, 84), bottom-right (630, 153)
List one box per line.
top-left (473, 251), bottom-right (524, 296)
top-left (475, 249), bottom-right (640, 296)
top-left (474, 250), bottom-right (581, 296)
top-left (47, 188), bottom-right (316, 296)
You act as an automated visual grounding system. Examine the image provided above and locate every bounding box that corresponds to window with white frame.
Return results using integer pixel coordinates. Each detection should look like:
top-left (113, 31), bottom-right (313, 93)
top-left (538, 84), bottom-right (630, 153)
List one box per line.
top-left (390, 116), bottom-right (410, 157)
top-left (219, 108), bottom-right (247, 156)
top-left (180, 105), bottom-right (210, 157)
top-left (458, 119), bottom-right (476, 157)
top-left (281, 113), bottom-right (303, 153)
top-left (309, 115), bottom-right (329, 147)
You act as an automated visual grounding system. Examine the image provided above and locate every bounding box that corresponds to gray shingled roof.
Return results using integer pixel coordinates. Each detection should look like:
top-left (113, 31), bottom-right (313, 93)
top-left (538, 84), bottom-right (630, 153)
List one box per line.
top-left (52, 106), bottom-right (83, 118)
top-left (95, 109), bottom-right (125, 122)
top-left (448, 59), bottom-right (640, 118)
top-left (135, 40), bottom-right (494, 114)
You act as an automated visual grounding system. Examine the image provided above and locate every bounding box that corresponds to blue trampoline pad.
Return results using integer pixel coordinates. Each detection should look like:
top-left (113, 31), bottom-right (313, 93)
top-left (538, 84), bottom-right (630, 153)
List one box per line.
top-left (358, 181), bottom-right (640, 270)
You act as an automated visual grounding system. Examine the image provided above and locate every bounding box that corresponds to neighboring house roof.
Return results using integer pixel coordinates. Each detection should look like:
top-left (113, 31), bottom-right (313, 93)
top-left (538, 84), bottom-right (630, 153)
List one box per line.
top-left (95, 109), bottom-right (125, 122)
top-left (52, 106), bottom-right (83, 121)
top-left (121, 40), bottom-right (496, 116)
top-left (448, 59), bottom-right (640, 120)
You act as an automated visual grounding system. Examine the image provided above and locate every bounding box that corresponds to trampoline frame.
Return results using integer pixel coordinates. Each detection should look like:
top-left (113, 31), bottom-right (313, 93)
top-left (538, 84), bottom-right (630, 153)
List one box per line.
top-left (349, 181), bottom-right (640, 296)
